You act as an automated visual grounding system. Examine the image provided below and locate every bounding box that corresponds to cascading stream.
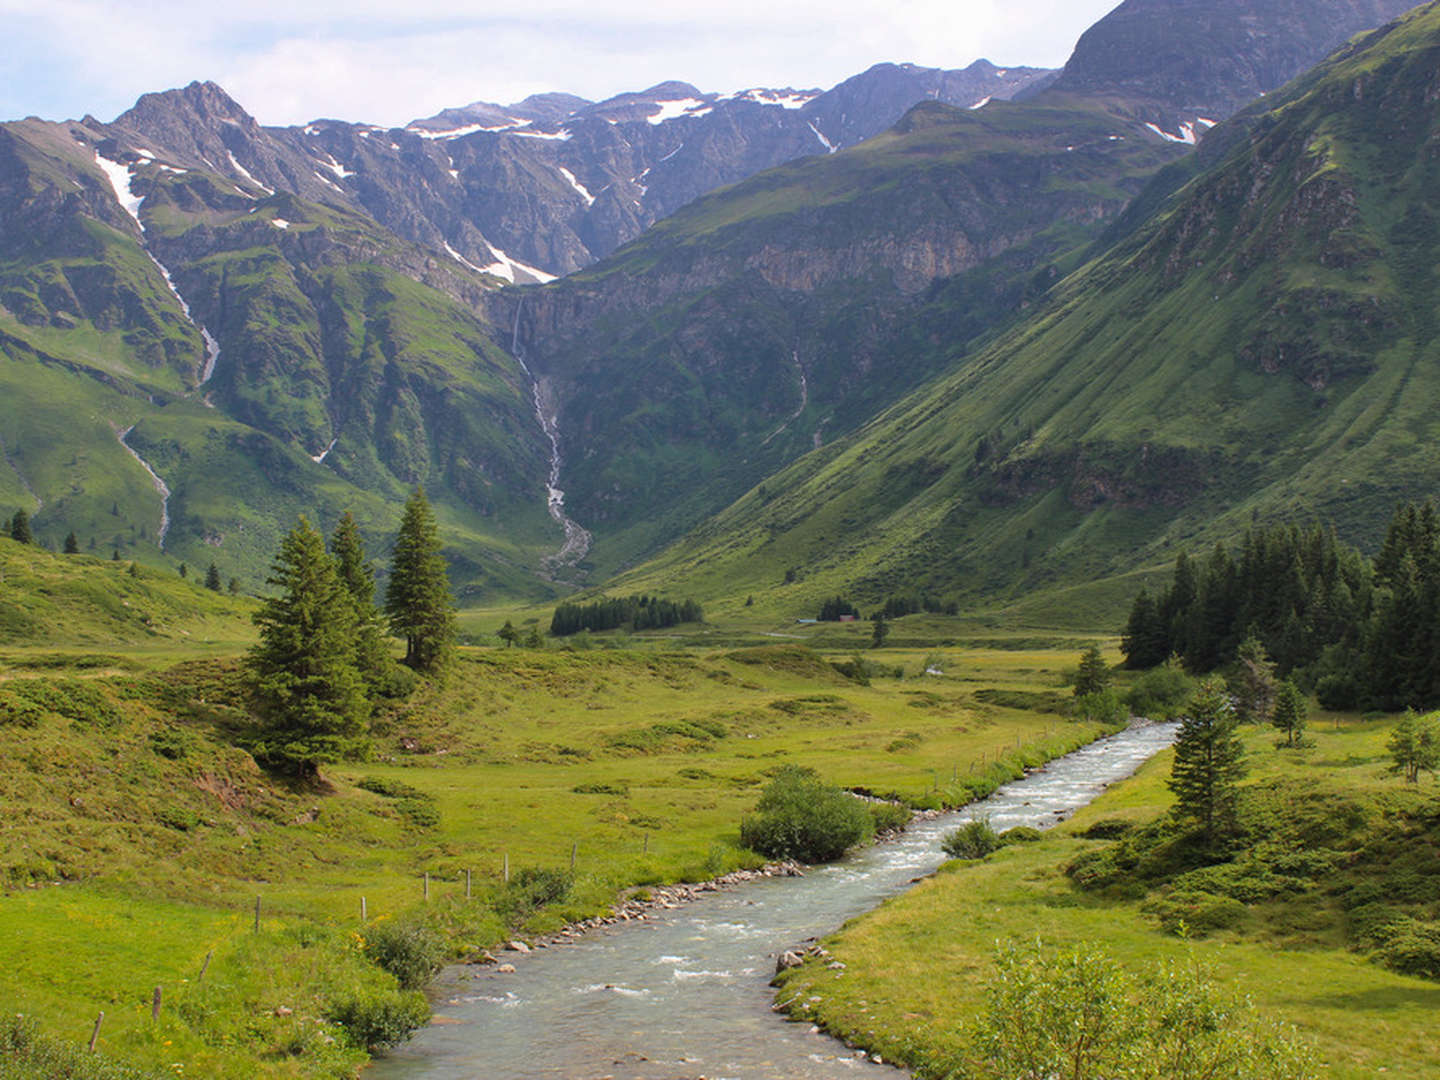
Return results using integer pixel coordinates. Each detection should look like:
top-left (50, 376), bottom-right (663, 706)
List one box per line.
top-left (512, 300), bottom-right (592, 577)
top-left (116, 426), bottom-right (171, 550)
top-left (367, 722), bottom-right (1177, 1080)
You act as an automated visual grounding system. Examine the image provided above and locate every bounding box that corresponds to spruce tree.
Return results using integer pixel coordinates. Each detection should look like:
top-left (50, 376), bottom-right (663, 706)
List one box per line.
top-left (205, 562), bottom-right (222, 591)
top-left (1229, 635), bottom-right (1277, 724)
top-left (1168, 677), bottom-right (1247, 839)
top-left (63, 532), bottom-right (79, 554)
top-left (1121, 589), bottom-right (1168, 669)
top-left (1271, 680), bottom-right (1308, 748)
top-left (1075, 646), bottom-right (1110, 696)
top-left (247, 517), bottom-right (369, 779)
top-left (1387, 711), bottom-right (1440, 783)
top-left (331, 512), bottom-right (401, 695)
top-left (385, 488), bottom-right (455, 673)
top-left (10, 509), bottom-right (32, 545)
top-left (497, 619), bottom-right (520, 648)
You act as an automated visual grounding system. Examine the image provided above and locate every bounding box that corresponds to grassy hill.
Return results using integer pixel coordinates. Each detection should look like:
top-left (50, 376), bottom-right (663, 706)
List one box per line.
top-left (611, 2), bottom-right (1440, 624)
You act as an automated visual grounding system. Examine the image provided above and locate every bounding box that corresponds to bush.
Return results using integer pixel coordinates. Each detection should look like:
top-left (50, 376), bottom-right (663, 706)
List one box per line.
top-left (943, 818), bottom-right (1001, 860)
top-left (1082, 818), bottom-right (1135, 840)
top-left (0, 1016), bottom-right (163, 1079)
top-left (1143, 889), bottom-right (1249, 935)
top-left (999, 826), bottom-right (1044, 846)
top-left (364, 917), bottom-right (447, 989)
top-left (572, 782), bottom-right (630, 795)
top-left (503, 867), bottom-right (573, 917)
top-left (1074, 688), bottom-right (1128, 726)
top-left (327, 987), bottom-right (430, 1050)
top-left (395, 798), bottom-right (440, 829)
top-left (1370, 917), bottom-right (1440, 980)
top-left (739, 765), bottom-right (872, 863)
top-left (1126, 661), bottom-right (1195, 720)
top-left (869, 802), bottom-right (913, 835)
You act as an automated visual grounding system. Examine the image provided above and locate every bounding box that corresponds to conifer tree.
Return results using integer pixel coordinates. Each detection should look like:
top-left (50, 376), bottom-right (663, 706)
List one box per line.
top-left (1168, 677), bottom-right (1247, 839)
top-left (63, 532), bottom-right (79, 554)
top-left (1387, 710), bottom-right (1440, 783)
top-left (205, 562), bottom-right (222, 591)
top-left (1075, 646), bottom-right (1110, 696)
top-left (385, 488), bottom-right (455, 673)
top-left (1230, 635), bottom-right (1277, 724)
top-left (331, 512), bottom-right (401, 694)
top-left (1271, 680), bottom-right (1308, 748)
top-left (10, 509), bottom-right (32, 545)
top-left (1121, 589), bottom-right (1168, 669)
top-left (497, 619), bottom-right (520, 648)
top-left (871, 613), bottom-right (889, 649)
top-left (247, 517), bottom-right (369, 779)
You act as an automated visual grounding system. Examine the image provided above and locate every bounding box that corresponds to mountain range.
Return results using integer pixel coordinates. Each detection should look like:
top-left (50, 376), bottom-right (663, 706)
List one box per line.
top-left (0, 0), bottom-right (1432, 616)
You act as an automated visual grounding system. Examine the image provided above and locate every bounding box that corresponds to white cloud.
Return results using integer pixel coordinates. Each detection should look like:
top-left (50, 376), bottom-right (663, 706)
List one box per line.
top-left (0, 0), bottom-right (1121, 127)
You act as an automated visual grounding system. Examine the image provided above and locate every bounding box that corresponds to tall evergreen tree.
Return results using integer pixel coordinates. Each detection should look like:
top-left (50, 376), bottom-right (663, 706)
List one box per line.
top-left (1075, 646), bottom-right (1110, 696)
top-left (63, 532), bottom-right (79, 554)
top-left (331, 512), bottom-right (401, 694)
top-left (9, 509), bottom-right (32, 545)
top-left (247, 517), bottom-right (369, 779)
top-left (385, 488), bottom-right (455, 673)
top-left (1229, 635), bottom-right (1277, 724)
top-left (1168, 677), bottom-right (1247, 840)
top-left (205, 562), bottom-right (222, 591)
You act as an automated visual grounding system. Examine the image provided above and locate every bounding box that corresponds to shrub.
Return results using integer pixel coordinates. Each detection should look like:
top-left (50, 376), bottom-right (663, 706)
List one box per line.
top-left (0, 1016), bottom-right (164, 1079)
top-left (503, 867), bottom-right (573, 916)
top-left (1082, 818), bottom-right (1135, 840)
top-left (1370, 917), bottom-right (1440, 980)
top-left (1125, 661), bottom-right (1195, 720)
top-left (942, 818), bottom-right (1001, 860)
top-left (739, 765), bottom-right (872, 862)
top-left (1143, 889), bottom-right (1249, 935)
top-left (327, 987), bottom-right (430, 1050)
top-left (1074, 688), bottom-right (1128, 726)
top-left (364, 917), bottom-right (447, 989)
top-left (395, 798), bottom-right (440, 829)
top-left (869, 802), bottom-right (913, 835)
top-left (572, 782), bottom-right (630, 795)
top-left (358, 776), bottom-right (429, 801)
top-left (999, 826), bottom-right (1044, 846)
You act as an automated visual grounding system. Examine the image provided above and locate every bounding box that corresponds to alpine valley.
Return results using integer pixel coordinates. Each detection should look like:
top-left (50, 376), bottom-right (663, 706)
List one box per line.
top-left (1, 0), bottom-right (1427, 614)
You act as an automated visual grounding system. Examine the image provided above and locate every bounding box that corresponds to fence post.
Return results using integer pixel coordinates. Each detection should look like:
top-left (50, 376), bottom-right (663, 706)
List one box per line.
top-left (151, 986), bottom-right (162, 1021)
top-left (570, 842), bottom-right (577, 871)
top-left (423, 872), bottom-right (430, 901)
top-left (253, 896), bottom-right (261, 933)
top-left (88, 1012), bottom-right (104, 1052)
top-left (466, 869), bottom-right (472, 899)
top-left (504, 853), bottom-right (510, 883)
top-left (198, 951), bottom-right (212, 982)
top-left (361, 897), bottom-right (367, 921)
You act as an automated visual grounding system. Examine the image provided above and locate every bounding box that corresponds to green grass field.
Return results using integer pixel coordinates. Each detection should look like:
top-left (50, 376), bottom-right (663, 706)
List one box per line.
top-left (775, 717), bottom-right (1440, 1079)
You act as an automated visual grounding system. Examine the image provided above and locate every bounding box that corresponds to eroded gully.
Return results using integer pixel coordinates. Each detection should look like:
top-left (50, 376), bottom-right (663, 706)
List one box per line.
top-left (367, 722), bottom-right (1177, 1080)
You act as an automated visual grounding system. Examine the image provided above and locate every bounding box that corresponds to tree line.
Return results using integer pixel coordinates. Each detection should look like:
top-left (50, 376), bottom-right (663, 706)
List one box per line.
top-left (549, 594), bottom-right (702, 637)
top-left (247, 488), bottom-right (454, 779)
top-left (1121, 501), bottom-right (1440, 711)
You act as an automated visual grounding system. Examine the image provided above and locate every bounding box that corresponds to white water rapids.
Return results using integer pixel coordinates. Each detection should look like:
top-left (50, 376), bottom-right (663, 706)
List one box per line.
top-left (368, 723), bottom-right (1178, 1080)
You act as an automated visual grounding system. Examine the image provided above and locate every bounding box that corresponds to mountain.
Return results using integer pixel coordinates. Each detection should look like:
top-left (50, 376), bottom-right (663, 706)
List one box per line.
top-left (613, 0), bottom-right (1440, 619)
top-left (503, 0), bottom-right (1422, 581)
top-left (0, 63), bottom-right (1052, 594)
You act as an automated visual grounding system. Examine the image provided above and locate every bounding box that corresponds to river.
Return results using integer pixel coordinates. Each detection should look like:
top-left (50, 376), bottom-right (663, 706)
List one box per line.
top-left (368, 722), bottom-right (1177, 1080)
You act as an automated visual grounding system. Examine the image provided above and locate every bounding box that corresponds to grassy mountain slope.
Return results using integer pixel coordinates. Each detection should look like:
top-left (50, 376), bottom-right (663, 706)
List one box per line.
top-left (512, 98), bottom-right (1184, 575)
top-left (613, 2), bottom-right (1440, 620)
top-left (0, 114), bottom-right (559, 599)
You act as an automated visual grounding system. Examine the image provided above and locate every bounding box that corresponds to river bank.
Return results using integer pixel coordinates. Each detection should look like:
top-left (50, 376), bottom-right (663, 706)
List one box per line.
top-left (366, 723), bottom-right (1177, 1079)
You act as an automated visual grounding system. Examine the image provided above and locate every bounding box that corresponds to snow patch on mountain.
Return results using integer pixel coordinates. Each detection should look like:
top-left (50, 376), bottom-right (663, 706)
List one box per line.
top-left (970, 96), bottom-right (992, 109)
top-left (226, 151), bottom-right (273, 193)
top-left (808, 122), bottom-right (838, 154)
top-left (95, 153), bottom-right (144, 227)
top-left (731, 88), bottom-right (819, 109)
top-left (443, 241), bottom-right (488, 275)
top-left (271, 219), bottom-right (291, 230)
top-left (647, 99), bottom-right (707, 125)
top-left (484, 246), bottom-right (557, 285)
top-left (557, 166), bottom-right (595, 206)
top-left (317, 153), bottom-right (354, 180)
top-left (1144, 122), bottom-right (1199, 145)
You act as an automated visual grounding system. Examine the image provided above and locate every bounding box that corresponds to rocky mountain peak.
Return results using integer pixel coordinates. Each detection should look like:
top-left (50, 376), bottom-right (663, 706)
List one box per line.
top-left (1049, 0), bottom-right (1420, 131)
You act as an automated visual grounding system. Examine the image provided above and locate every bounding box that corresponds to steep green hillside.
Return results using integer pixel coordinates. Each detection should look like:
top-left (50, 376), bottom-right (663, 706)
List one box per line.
top-left (513, 98), bottom-right (1184, 574)
top-left (0, 114), bottom-right (558, 599)
top-left (616, 2), bottom-right (1440, 620)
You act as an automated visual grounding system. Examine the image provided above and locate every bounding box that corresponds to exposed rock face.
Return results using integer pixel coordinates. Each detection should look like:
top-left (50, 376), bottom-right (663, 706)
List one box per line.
top-left (1050, 0), bottom-right (1419, 132)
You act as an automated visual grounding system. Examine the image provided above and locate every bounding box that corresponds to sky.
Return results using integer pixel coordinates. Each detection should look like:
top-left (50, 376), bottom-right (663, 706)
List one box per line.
top-left (0, 0), bottom-right (1122, 128)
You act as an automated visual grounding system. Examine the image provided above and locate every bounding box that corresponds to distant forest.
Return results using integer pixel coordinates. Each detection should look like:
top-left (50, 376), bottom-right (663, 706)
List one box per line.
top-left (1123, 501), bottom-right (1440, 711)
top-left (550, 594), bottom-right (703, 637)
